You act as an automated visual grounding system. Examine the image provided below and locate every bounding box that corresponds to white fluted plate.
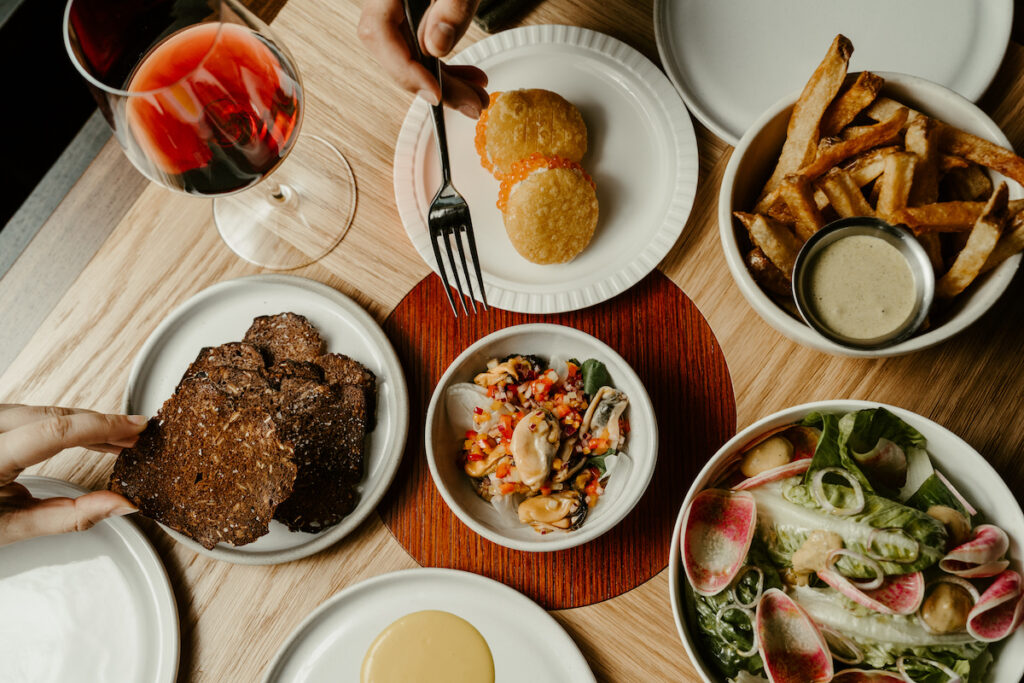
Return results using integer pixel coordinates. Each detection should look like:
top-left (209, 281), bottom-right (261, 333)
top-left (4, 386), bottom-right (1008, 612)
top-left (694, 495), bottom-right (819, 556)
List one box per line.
top-left (394, 24), bottom-right (698, 314)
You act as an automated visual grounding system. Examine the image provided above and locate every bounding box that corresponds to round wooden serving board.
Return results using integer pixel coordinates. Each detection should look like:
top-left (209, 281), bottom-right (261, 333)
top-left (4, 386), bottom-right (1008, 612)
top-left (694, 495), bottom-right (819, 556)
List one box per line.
top-left (379, 271), bottom-right (736, 608)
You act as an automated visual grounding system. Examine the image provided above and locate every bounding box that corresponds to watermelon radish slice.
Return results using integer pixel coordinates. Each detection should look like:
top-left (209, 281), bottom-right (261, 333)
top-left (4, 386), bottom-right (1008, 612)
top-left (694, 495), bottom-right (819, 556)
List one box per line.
top-left (681, 489), bottom-right (757, 596)
top-left (755, 588), bottom-right (833, 683)
top-left (939, 524), bottom-right (1010, 578)
top-left (966, 570), bottom-right (1024, 642)
top-left (831, 671), bottom-right (903, 682)
top-left (819, 562), bottom-right (925, 616)
top-left (733, 459), bottom-right (812, 491)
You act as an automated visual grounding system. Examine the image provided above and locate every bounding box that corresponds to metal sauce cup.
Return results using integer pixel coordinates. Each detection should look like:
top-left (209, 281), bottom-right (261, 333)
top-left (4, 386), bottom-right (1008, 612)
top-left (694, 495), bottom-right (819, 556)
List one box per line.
top-left (792, 217), bottom-right (935, 350)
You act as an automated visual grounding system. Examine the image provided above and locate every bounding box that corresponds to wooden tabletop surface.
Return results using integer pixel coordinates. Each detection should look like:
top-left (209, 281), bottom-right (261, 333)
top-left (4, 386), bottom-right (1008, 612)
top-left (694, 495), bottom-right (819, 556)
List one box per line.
top-left (2, 1), bottom-right (1023, 681)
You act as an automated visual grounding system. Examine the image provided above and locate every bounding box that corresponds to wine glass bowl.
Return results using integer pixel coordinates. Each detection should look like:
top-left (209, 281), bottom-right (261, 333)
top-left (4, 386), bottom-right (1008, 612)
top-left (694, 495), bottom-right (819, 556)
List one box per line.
top-left (64, 0), bottom-right (355, 269)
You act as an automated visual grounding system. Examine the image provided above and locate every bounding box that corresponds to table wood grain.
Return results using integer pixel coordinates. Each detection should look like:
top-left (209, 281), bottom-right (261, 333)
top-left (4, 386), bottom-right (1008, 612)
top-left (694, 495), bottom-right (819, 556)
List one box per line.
top-left (1, 1), bottom-right (1022, 681)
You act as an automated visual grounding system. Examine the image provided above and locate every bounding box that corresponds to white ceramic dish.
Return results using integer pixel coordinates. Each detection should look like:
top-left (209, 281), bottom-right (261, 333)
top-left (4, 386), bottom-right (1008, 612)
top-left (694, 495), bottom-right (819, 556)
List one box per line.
top-left (0, 476), bottom-right (178, 682)
top-left (654, 0), bottom-right (1012, 144)
top-left (262, 568), bottom-right (595, 682)
top-left (668, 400), bottom-right (1024, 683)
top-left (424, 323), bottom-right (657, 552)
top-left (123, 274), bottom-right (409, 564)
top-left (719, 71), bottom-right (1024, 358)
top-left (394, 24), bottom-right (698, 314)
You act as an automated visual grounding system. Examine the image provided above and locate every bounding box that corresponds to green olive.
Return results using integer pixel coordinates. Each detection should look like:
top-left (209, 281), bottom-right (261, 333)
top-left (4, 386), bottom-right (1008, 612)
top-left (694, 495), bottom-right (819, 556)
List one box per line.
top-left (740, 436), bottom-right (794, 478)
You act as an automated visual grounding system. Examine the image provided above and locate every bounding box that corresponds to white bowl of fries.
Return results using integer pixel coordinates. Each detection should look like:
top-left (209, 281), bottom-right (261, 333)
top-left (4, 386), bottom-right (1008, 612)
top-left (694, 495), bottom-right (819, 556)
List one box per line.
top-left (719, 35), bottom-right (1024, 357)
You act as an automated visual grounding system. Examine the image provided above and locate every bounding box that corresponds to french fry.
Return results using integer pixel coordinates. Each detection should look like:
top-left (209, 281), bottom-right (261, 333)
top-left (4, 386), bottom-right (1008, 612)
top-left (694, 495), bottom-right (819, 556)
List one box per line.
top-left (755, 35), bottom-right (854, 211)
top-left (981, 211), bottom-right (1024, 274)
top-left (895, 199), bottom-right (1024, 233)
top-left (735, 212), bottom-right (803, 278)
top-left (864, 96), bottom-right (923, 126)
top-left (796, 108), bottom-right (909, 182)
top-left (840, 124), bottom-right (902, 147)
top-left (820, 71), bottom-right (885, 137)
top-left (779, 174), bottom-right (826, 241)
top-left (843, 146), bottom-right (898, 185)
top-left (937, 124), bottom-right (1024, 189)
top-left (919, 233), bottom-right (944, 272)
top-left (942, 164), bottom-right (993, 201)
top-left (820, 167), bottom-right (874, 218)
top-left (940, 155), bottom-right (969, 171)
top-left (905, 117), bottom-right (940, 205)
top-left (936, 182), bottom-right (1009, 298)
top-left (876, 151), bottom-right (918, 222)
top-left (745, 247), bottom-right (792, 296)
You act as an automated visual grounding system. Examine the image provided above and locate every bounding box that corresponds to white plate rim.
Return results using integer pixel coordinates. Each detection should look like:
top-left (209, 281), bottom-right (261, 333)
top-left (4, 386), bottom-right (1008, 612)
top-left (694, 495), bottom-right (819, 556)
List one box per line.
top-left (423, 323), bottom-right (659, 552)
top-left (665, 399), bottom-right (1024, 683)
top-left (15, 474), bottom-right (180, 683)
top-left (393, 23), bottom-right (699, 314)
top-left (122, 274), bottom-right (410, 565)
top-left (260, 567), bottom-right (596, 683)
top-left (652, 0), bottom-right (1014, 145)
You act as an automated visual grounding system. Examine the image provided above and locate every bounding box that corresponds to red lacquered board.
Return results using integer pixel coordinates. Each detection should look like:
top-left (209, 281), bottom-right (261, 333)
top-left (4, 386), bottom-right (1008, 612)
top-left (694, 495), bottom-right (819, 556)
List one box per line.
top-left (379, 272), bottom-right (736, 609)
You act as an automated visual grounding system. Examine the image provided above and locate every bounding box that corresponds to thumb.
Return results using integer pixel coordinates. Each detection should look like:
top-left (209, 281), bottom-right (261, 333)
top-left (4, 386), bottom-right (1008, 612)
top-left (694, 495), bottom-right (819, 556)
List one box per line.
top-left (0, 490), bottom-right (137, 547)
top-left (423, 0), bottom-right (479, 57)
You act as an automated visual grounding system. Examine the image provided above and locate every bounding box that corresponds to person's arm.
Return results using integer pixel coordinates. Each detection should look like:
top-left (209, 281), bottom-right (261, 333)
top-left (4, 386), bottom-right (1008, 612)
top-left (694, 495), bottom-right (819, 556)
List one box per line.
top-left (358, 0), bottom-right (488, 117)
top-left (0, 405), bottom-right (147, 547)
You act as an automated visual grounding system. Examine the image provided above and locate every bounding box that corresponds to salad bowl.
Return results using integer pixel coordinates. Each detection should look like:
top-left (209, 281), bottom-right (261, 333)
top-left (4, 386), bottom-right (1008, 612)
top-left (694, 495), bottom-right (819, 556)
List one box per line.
top-left (669, 400), bottom-right (1024, 682)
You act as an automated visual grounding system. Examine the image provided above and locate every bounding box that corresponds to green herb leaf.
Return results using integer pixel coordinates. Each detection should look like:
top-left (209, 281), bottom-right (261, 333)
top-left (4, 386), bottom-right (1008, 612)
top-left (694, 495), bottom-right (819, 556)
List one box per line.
top-left (580, 359), bottom-right (611, 397)
top-left (586, 451), bottom-right (615, 477)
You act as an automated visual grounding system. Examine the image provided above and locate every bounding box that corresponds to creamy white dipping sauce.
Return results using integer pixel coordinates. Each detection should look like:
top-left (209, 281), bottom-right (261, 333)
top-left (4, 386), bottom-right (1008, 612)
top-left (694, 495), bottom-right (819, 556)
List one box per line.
top-left (807, 234), bottom-right (916, 340)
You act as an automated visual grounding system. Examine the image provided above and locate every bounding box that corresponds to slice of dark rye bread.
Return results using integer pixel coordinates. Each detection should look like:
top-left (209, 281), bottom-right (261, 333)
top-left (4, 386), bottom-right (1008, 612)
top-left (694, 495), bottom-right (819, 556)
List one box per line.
top-left (109, 312), bottom-right (378, 546)
top-left (243, 313), bottom-right (325, 365)
top-left (109, 377), bottom-right (298, 549)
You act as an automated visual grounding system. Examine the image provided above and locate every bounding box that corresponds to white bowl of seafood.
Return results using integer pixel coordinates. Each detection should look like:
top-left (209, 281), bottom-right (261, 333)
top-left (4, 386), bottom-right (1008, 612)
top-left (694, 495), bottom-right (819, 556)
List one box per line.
top-left (669, 400), bottom-right (1024, 683)
top-left (425, 323), bottom-right (657, 552)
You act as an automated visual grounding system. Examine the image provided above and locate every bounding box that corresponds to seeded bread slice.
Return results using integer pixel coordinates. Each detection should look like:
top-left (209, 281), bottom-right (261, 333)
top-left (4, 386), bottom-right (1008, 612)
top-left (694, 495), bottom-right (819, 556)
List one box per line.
top-left (109, 377), bottom-right (297, 549)
top-left (243, 313), bottom-right (324, 365)
top-left (316, 353), bottom-right (377, 429)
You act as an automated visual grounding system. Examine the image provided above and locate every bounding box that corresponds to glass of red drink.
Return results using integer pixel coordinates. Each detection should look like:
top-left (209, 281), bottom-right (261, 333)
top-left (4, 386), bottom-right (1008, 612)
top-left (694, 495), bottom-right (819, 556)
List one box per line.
top-left (63, 0), bottom-right (355, 269)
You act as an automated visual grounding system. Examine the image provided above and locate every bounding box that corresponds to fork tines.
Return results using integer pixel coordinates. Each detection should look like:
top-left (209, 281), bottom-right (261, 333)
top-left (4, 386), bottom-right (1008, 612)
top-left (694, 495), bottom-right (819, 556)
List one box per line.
top-left (429, 220), bottom-right (488, 316)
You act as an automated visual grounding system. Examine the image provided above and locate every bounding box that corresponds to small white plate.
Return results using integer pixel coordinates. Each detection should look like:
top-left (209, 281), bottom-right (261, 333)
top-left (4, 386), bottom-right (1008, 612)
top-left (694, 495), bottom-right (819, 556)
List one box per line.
top-left (124, 274), bottom-right (409, 564)
top-left (667, 400), bottom-right (1024, 682)
top-left (262, 568), bottom-right (595, 682)
top-left (0, 476), bottom-right (178, 682)
top-left (394, 24), bottom-right (699, 314)
top-left (425, 324), bottom-right (658, 552)
top-left (654, 0), bottom-right (1013, 144)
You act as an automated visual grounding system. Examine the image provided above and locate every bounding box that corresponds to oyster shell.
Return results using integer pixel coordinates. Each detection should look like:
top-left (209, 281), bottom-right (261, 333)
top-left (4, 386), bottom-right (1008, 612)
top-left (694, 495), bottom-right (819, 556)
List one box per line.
top-left (510, 409), bottom-right (561, 491)
top-left (580, 387), bottom-right (628, 449)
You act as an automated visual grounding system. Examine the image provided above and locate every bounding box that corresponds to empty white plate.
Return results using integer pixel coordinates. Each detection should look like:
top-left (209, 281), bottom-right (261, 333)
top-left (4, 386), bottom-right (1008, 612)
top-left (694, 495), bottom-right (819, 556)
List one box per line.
top-left (262, 568), bottom-right (594, 682)
top-left (394, 24), bottom-right (699, 314)
top-left (123, 274), bottom-right (409, 564)
top-left (654, 0), bottom-right (1013, 144)
top-left (0, 476), bottom-right (178, 682)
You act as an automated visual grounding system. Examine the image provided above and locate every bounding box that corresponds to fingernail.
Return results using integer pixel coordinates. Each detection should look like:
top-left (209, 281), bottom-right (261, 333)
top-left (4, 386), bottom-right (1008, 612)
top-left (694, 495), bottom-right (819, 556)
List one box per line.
top-left (109, 505), bottom-right (138, 518)
top-left (430, 22), bottom-right (456, 55)
top-left (128, 415), bottom-right (149, 425)
top-left (458, 103), bottom-right (482, 119)
top-left (417, 89), bottom-right (441, 106)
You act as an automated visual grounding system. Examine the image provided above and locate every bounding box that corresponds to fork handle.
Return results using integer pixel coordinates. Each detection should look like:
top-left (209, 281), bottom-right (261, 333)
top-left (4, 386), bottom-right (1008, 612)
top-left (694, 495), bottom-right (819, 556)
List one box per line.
top-left (403, 0), bottom-right (452, 184)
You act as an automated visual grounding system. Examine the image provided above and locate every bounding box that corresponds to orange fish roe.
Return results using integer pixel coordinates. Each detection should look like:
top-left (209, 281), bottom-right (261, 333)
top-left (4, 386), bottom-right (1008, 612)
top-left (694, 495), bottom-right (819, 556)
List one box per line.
top-left (496, 153), bottom-right (596, 212)
top-left (474, 91), bottom-right (502, 174)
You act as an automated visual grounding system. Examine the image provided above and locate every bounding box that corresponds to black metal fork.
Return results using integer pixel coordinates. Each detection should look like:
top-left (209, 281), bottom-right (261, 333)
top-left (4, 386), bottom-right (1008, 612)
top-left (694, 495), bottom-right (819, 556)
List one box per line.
top-left (404, 0), bottom-right (488, 315)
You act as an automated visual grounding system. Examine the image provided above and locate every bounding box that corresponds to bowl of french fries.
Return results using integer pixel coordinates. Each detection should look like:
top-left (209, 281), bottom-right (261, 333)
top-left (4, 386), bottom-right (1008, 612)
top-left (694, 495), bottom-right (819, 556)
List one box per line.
top-left (720, 34), bottom-right (1024, 357)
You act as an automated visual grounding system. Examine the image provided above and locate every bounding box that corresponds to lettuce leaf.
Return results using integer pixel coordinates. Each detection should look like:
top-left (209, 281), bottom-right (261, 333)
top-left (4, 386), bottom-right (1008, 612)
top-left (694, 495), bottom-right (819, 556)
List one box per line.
top-left (906, 472), bottom-right (972, 518)
top-left (580, 359), bottom-right (611, 397)
top-left (801, 411), bottom-right (875, 494)
top-left (838, 408), bottom-right (926, 497)
top-left (791, 585), bottom-right (987, 670)
top-left (750, 479), bottom-right (947, 577)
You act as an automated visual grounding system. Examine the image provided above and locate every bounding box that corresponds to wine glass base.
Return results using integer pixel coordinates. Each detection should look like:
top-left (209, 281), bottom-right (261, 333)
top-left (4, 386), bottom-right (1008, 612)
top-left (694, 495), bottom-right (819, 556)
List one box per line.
top-left (213, 134), bottom-right (356, 270)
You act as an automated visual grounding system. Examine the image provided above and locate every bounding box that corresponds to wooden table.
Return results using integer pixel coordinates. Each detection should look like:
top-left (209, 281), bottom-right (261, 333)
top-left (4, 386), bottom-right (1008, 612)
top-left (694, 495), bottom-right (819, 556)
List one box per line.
top-left (2, 1), bottom-right (1023, 680)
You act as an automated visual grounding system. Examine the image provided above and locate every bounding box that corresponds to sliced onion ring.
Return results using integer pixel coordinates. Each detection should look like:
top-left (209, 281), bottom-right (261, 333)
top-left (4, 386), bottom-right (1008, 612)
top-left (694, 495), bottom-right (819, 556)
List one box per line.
top-left (715, 604), bottom-right (758, 658)
top-left (730, 565), bottom-right (765, 609)
top-left (867, 527), bottom-right (920, 564)
top-left (812, 467), bottom-right (866, 516)
top-left (935, 470), bottom-right (977, 516)
top-left (917, 576), bottom-right (980, 635)
top-left (826, 548), bottom-right (885, 591)
top-left (897, 656), bottom-right (964, 683)
top-left (818, 624), bottom-right (864, 665)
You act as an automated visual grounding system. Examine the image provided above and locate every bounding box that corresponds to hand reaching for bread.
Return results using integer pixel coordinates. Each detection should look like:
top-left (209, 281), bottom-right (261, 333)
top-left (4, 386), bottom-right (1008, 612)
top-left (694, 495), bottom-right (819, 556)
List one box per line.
top-left (0, 406), bottom-right (145, 547)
